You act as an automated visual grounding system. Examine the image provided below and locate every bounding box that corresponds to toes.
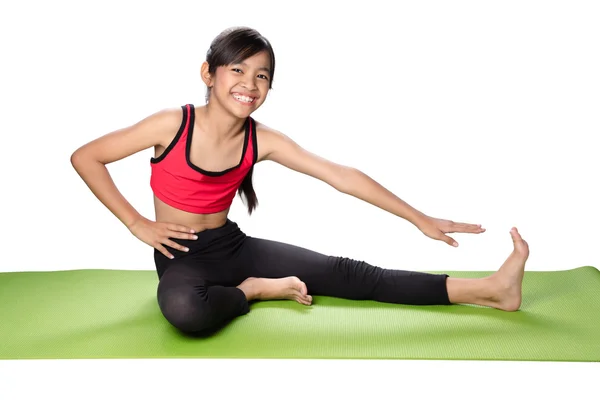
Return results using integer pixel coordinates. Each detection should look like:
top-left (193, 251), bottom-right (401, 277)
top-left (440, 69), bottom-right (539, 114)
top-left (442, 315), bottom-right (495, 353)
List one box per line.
top-left (509, 228), bottom-right (530, 256)
top-left (295, 279), bottom-right (308, 296)
top-left (510, 227), bottom-right (523, 241)
top-left (301, 283), bottom-right (308, 296)
top-left (295, 294), bottom-right (311, 306)
top-left (302, 292), bottom-right (312, 304)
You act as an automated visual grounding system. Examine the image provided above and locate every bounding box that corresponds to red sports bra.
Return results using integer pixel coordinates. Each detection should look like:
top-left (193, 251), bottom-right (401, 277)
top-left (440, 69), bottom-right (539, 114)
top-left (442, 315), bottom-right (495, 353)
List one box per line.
top-left (150, 104), bottom-right (257, 213)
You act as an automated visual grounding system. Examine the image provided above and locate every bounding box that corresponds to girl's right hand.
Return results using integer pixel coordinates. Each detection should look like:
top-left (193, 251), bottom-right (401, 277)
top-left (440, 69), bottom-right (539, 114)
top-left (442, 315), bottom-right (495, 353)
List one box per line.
top-left (128, 217), bottom-right (198, 259)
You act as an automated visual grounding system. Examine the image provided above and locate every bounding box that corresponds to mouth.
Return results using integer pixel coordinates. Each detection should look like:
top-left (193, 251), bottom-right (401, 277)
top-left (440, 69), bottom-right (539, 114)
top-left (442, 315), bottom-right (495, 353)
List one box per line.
top-left (232, 93), bottom-right (257, 105)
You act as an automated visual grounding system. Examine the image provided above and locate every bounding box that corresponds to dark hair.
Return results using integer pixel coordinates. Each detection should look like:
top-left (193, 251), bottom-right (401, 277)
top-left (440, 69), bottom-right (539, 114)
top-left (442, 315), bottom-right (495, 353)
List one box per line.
top-left (205, 26), bottom-right (275, 216)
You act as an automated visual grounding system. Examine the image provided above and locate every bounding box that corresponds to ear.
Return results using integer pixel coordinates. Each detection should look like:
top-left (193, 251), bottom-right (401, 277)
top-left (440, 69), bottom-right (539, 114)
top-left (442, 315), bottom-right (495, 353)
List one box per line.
top-left (200, 61), bottom-right (213, 87)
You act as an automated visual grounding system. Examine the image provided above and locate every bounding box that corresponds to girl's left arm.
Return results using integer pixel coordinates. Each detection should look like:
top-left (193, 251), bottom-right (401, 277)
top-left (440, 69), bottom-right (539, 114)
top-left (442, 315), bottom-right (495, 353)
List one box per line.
top-left (258, 126), bottom-right (485, 246)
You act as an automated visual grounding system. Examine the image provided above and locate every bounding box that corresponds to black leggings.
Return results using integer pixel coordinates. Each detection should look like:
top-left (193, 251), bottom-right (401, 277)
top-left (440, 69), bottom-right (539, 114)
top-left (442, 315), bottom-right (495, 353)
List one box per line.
top-left (155, 219), bottom-right (451, 334)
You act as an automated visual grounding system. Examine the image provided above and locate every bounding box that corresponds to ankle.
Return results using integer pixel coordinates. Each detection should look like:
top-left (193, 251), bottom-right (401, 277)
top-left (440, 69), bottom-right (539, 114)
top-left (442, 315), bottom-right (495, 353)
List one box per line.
top-left (447, 277), bottom-right (497, 306)
top-left (237, 278), bottom-right (262, 301)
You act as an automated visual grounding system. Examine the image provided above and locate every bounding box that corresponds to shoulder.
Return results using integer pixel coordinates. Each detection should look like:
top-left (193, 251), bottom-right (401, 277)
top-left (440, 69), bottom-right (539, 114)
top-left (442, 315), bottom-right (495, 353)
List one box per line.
top-left (251, 119), bottom-right (349, 189)
top-left (253, 121), bottom-right (296, 163)
top-left (144, 105), bottom-right (188, 148)
top-left (130, 105), bottom-right (186, 136)
top-left (71, 105), bottom-right (186, 164)
top-left (157, 105), bottom-right (185, 122)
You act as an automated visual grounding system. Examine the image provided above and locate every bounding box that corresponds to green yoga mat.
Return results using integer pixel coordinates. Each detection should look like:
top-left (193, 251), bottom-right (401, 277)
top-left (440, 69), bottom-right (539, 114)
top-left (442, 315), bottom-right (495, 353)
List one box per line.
top-left (1, 266), bottom-right (599, 361)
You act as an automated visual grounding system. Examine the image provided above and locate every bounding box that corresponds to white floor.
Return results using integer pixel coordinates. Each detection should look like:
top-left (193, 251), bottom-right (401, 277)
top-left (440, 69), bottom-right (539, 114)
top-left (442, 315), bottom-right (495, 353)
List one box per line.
top-left (1, 359), bottom-right (598, 399)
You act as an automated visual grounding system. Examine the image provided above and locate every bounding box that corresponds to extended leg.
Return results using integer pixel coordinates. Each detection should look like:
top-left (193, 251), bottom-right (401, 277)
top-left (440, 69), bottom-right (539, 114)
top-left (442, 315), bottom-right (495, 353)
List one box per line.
top-left (240, 236), bottom-right (451, 306)
top-left (239, 227), bottom-right (529, 311)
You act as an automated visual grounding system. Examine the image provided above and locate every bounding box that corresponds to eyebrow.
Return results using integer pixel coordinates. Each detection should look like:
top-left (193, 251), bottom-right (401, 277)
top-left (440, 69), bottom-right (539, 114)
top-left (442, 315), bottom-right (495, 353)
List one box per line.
top-left (238, 62), bottom-right (271, 74)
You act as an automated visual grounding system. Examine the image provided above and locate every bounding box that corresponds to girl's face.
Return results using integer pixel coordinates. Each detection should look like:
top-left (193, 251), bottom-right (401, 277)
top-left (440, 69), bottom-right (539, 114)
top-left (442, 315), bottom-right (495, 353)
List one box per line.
top-left (210, 50), bottom-right (272, 118)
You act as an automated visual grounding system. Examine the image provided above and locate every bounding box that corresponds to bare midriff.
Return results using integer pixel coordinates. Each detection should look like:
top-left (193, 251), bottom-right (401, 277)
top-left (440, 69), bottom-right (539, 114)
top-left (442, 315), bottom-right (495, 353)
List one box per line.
top-left (153, 195), bottom-right (230, 233)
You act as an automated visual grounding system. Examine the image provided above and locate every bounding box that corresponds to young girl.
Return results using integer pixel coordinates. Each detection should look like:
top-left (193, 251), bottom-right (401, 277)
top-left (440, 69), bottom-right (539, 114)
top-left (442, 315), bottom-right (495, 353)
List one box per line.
top-left (71, 26), bottom-right (529, 335)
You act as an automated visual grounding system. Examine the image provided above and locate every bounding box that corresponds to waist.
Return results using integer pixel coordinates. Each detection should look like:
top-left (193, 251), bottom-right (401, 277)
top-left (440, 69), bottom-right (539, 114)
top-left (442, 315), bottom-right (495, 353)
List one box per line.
top-left (155, 218), bottom-right (246, 261)
top-left (154, 195), bottom-right (231, 233)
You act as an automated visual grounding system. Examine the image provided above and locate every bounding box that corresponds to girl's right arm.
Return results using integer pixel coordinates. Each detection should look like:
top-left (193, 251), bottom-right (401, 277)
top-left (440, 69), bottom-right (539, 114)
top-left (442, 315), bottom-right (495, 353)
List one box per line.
top-left (70, 107), bottom-right (196, 259)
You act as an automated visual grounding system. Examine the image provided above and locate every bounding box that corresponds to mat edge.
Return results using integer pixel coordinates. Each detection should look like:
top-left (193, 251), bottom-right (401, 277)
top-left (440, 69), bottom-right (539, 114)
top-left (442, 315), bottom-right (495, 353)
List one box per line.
top-left (1, 265), bottom-right (597, 274)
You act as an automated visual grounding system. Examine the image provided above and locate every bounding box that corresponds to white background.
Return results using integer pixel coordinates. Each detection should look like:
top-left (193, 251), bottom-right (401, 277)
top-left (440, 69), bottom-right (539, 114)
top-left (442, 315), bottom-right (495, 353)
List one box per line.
top-left (1, 0), bottom-right (598, 398)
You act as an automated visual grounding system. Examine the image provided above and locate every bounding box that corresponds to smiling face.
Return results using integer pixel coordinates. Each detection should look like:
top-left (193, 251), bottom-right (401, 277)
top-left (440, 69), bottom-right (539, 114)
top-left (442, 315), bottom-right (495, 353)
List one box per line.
top-left (202, 51), bottom-right (272, 118)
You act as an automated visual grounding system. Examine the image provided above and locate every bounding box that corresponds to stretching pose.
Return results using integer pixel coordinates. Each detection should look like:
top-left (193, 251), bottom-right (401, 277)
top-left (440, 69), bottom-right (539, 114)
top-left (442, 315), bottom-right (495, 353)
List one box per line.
top-left (71, 27), bottom-right (529, 335)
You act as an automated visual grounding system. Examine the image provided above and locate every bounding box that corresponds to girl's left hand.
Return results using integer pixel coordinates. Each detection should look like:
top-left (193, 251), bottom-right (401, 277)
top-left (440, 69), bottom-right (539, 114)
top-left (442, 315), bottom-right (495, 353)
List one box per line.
top-left (416, 215), bottom-right (486, 247)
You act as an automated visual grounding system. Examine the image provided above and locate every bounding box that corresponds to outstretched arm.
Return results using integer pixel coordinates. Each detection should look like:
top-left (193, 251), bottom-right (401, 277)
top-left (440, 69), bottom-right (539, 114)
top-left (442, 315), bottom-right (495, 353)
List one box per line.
top-left (257, 125), bottom-right (485, 247)
top-left (332, 168), bottom-right (485, 246)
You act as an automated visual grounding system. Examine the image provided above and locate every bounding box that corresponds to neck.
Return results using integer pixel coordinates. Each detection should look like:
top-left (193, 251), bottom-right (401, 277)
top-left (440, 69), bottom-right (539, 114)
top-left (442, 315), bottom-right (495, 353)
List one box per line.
top-left (199, 101), bottom-right (247, 142)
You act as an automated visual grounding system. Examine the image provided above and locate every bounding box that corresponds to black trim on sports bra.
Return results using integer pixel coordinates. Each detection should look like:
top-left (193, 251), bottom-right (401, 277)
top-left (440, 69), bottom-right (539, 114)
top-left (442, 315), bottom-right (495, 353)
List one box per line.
top-left (150, 105), bottom-right (188, 164)
top-left (185, 104), bottom-right (252, 177)
top-left (251, 117), bottom-right (258, 165)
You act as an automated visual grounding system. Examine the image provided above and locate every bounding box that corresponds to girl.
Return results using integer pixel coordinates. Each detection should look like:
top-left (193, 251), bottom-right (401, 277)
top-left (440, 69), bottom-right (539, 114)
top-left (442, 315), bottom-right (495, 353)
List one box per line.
top-left (71, 26), bottom-right (529, 335)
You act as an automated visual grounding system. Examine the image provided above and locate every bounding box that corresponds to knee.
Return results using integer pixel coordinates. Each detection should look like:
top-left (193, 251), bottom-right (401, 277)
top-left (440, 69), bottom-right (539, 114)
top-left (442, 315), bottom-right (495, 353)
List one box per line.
top-left (157, 278), bottom-right (214, 334)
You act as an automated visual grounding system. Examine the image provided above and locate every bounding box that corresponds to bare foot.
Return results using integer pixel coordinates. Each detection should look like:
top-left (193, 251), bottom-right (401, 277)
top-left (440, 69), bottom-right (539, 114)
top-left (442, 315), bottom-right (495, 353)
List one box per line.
top-left (485, 227), bottom-right (530, 311)
top-left (237, 276), bottom-right (313, 306)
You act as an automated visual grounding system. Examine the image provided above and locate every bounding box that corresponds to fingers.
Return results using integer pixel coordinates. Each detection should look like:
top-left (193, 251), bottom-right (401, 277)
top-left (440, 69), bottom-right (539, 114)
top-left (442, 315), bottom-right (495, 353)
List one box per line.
top-left (168, 223), bottom-right (196, 234)
top-left (156, 244), bottom-right (174, 260)
top-left (165, 224), bottom-right (198, 239)
top-left (443, 234), bottom-right (458, 247)
top-left (155, 238), bottom-right (189, 259)
top-left (137, 222), bottom-right (199, 259)
top-left (164, 239), bottom-right (189, 253)
top-left (168, 230), bottom-right (199, 240)
top-left (449, 222), bottom-right (486, 234)
top-left (156, 225), bottom-right (198, 259)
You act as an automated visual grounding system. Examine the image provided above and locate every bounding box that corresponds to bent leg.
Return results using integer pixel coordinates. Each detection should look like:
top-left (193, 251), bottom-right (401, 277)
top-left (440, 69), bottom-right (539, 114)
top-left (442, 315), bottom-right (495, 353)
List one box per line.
top-left (157, 264), bottom-right (249, 334)
top-left (243, 237), bottom-right (451, 306)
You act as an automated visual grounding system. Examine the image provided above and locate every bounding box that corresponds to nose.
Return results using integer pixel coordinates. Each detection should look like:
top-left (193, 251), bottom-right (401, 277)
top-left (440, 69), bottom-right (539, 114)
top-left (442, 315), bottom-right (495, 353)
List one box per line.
top-left (241, 75), bottom-right (257, 90)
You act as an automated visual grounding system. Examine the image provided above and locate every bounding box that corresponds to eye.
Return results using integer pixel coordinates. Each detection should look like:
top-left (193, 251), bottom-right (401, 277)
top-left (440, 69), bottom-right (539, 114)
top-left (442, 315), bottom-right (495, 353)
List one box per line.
top-left (231, 68), bottom-right (243, 73)
top-left (258, 74), bottom-right (269, 80)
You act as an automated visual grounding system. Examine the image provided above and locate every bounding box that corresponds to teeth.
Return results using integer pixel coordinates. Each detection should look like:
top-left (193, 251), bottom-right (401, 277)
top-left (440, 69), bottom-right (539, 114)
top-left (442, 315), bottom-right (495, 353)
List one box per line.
top-left (233, 94), bottom-right (254, 103)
